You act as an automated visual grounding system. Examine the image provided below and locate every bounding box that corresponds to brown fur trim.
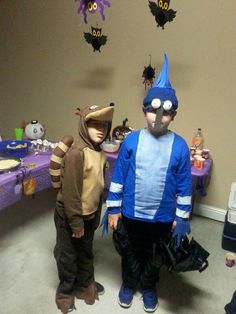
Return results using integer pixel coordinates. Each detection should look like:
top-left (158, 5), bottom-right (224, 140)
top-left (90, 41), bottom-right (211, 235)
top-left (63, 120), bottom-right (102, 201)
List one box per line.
top-left (73, 282), bottom-right (98, 305)
top-left (55, 290), bottom-right (75, 314)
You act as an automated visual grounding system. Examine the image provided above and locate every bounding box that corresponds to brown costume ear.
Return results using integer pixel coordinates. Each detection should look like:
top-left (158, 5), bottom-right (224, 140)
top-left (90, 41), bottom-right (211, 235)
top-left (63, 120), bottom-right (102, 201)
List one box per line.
top-left (74, 107), bottom-right (81, 116)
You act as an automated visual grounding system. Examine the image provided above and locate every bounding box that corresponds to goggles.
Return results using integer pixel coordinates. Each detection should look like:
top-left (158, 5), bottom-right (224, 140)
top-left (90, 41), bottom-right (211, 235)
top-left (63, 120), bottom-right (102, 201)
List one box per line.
top-left (143, 98), bottom-right (176, 113)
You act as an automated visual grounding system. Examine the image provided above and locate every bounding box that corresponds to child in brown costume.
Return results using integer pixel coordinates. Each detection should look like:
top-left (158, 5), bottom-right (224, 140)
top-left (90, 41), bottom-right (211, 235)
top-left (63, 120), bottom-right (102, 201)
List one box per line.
top-left (53, 104), bottom-right (114, 313)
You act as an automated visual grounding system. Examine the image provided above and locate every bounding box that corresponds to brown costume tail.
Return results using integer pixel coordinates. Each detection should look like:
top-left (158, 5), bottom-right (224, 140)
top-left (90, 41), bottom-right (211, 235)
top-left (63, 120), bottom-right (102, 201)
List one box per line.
top-left (49, 134), bottom-right (74, 189)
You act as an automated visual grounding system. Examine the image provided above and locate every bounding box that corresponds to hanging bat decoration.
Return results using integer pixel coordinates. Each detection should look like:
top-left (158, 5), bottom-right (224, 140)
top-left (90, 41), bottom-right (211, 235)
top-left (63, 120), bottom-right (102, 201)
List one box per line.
top-left (75, 0), bottom-right (111, 24)
top-left (142, 55), bottom-right (155, 89)
top-left (84, 26), bottom-right (107, 52)
top-left (148, 0), bottom-right (176, 29)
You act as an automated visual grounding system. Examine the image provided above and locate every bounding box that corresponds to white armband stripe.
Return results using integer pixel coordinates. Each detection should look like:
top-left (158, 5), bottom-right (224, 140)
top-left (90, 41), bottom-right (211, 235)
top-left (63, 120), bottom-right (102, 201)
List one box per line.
top-left (106, 200), bottom-right (122, 207)
top-left (176, 208), bottom-right (190, 219)
top-left (109, 182), bottom-right (123, 193)
top-left (177, 195), bottom-right (191, 205)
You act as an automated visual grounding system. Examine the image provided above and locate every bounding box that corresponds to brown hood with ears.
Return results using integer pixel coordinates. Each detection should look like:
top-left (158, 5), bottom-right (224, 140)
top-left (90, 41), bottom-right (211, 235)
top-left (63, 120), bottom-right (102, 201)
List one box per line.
top-left (75, 103), bottom-right (114, 150)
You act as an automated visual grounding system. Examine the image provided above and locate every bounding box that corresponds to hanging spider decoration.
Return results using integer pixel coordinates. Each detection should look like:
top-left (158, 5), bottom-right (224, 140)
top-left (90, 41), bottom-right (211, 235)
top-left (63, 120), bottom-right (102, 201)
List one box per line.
top-left (142, 55), bottom-right (155, 89)
top-left (148, 0), bottom-right (176, 29)
top-left (84, 26), bottom-right (107, 52)
top-left (75, 0), bottom-right (111, 24)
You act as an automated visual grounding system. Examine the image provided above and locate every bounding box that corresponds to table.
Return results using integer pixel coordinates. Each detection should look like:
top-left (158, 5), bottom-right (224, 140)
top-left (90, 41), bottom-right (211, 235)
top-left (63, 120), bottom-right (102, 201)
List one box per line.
top-left (191, 158), bottom-right (212, 197)
top-left (105, 152), bottom-right (213, 212)
top-left (0, 152), bottom-right (52, 210)
top-left (191, 158), bottom-right (212, 214)
top-left (0, 151), bottom-right (212, 211)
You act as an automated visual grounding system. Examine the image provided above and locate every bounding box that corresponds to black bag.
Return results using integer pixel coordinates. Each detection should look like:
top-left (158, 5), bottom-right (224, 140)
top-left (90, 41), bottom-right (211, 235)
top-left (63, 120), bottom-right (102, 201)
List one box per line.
top-left (113, 218), bottom-right (131, 256)
top-left (225, 291), bottom-right (236, 314)
top-left (112, 219), bottom-right (142, 276)
top-left (160, 236), bottom-right (210, 273)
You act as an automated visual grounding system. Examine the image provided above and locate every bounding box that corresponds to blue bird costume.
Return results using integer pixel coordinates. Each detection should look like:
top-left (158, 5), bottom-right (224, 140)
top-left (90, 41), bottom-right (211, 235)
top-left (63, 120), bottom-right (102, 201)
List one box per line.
top-left (106, 55), bottom-right (192, 294)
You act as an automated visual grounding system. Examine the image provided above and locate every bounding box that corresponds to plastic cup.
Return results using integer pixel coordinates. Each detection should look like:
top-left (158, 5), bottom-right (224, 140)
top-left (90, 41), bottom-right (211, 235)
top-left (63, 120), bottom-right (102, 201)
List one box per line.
top-left (14, 128), bottom-right (24, 140)
top-left (225, 252), bottom-right (236, 267)
top-left (194, 156), bottom-right (205, 169)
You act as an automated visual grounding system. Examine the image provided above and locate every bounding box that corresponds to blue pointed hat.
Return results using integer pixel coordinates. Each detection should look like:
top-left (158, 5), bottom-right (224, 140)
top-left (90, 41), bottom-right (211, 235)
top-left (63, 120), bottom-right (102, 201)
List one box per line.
top-left (143, 54), bottom-right (178, 111)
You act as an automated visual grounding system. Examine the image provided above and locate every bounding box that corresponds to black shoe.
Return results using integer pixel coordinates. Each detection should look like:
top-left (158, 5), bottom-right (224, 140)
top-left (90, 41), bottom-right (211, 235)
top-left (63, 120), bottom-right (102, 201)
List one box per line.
top-left (68, 304), bottom-right (76, 313)
top-left (95, 282), bottom-right (105, 295)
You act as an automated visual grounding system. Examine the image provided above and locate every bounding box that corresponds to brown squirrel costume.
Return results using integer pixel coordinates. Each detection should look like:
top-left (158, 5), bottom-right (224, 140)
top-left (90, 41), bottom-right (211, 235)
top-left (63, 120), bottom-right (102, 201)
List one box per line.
top-left (53, 103), bottom-right (114, 313)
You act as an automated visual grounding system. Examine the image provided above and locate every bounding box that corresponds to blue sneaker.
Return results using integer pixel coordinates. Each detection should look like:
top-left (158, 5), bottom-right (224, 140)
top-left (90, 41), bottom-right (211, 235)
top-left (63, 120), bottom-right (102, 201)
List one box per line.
top-left (142, 289), bottom-right (158, 313)
top-left (118, 285), bottom-right (134, 308)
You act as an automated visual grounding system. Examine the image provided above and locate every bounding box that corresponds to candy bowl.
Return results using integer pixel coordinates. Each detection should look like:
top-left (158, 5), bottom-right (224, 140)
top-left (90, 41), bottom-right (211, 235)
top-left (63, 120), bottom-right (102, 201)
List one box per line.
top-left (0, 140), bottom-right (31, 159)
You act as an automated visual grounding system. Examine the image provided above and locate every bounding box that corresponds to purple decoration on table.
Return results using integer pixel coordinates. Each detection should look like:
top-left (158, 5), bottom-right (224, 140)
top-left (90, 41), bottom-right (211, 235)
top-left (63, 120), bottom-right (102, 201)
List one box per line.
top-left (191, 158), bottom-right (213, 197)
top-left (0, 152), bottom-right (52, 210)
top-left (75, 0), bottom-right (111, 24)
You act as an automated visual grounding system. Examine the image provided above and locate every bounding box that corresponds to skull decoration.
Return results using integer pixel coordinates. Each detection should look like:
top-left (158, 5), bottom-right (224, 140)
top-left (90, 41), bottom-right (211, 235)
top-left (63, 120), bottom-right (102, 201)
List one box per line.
top-left (25, 120), bottom-right (45, 140)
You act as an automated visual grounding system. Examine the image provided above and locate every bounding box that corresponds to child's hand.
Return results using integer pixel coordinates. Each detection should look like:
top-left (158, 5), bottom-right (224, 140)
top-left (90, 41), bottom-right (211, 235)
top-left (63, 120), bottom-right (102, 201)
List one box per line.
top-left (108, 213), bottom-right (121, 230)
top-left (72, 228), bottom-right (84, 238)
top-left (172, 216), bottom-right (190, 247)
top-left (172, 220), bottom-right (177, 229)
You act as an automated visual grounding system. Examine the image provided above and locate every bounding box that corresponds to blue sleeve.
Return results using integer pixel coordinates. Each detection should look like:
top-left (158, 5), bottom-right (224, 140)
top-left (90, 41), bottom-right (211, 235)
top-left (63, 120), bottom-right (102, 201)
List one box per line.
top-left (175, 140), bottom-right (192, 219)
top-left (106, 139), bottom-right (130, 214)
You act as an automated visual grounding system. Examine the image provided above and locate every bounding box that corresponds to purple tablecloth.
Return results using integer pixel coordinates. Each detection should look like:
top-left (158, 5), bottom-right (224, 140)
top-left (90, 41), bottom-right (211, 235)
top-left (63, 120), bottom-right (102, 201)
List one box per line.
top-left (105, 152), bottom-right (213, 197)
top-left (0, 152), bottom-right (52, 210)
top-left (105, 152), bottom-right (118, 190)
top-left (191, 158), bottom-right (213, 197)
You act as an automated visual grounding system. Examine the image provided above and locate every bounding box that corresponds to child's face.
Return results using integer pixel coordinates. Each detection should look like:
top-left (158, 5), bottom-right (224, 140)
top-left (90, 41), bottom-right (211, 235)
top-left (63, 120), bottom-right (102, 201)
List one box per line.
top-left (145, 110), bottom-right (175, 135)
top-left (87, 119), bottom-right (109, 144)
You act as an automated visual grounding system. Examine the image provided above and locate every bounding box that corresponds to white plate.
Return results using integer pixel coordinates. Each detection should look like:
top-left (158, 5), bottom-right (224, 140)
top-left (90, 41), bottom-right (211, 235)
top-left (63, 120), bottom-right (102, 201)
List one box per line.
top-left (0, 158), bottom-right (21, 173)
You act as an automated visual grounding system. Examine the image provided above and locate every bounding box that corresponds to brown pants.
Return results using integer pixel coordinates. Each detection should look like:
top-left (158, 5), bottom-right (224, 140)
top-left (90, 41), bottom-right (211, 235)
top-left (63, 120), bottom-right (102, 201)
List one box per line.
top-left (54, 203), bottom-right (96, 294)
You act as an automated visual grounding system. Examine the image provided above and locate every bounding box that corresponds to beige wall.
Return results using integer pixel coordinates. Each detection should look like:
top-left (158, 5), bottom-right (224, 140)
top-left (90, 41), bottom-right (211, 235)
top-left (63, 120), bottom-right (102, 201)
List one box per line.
top-left (0, 0), bottom-right (236, 210)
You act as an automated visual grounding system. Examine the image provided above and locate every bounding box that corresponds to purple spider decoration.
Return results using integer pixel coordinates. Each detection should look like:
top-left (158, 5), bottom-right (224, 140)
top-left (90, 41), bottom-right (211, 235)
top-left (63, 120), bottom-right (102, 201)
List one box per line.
top-left (75, 0), bottom-right (111, 24)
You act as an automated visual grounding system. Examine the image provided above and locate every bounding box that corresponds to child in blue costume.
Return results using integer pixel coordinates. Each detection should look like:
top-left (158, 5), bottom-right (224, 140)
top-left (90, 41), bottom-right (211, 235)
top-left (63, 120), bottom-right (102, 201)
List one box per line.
top-left (106, 54), bottom-right (192, 313)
